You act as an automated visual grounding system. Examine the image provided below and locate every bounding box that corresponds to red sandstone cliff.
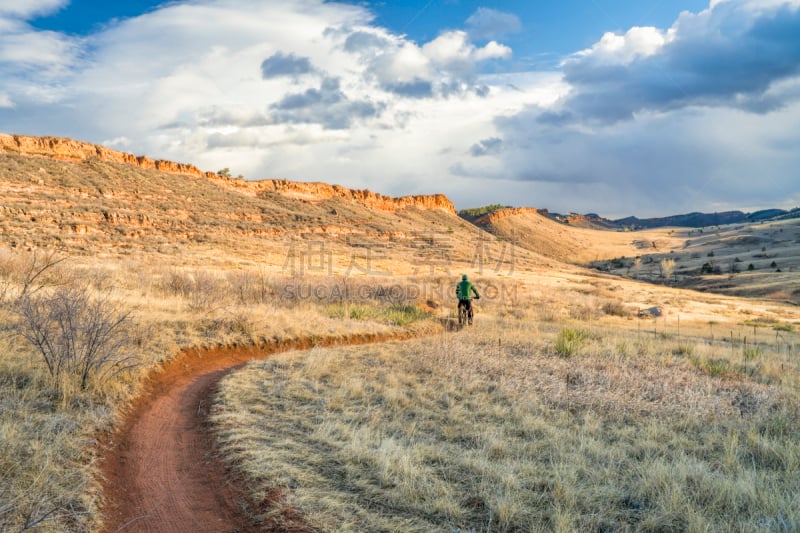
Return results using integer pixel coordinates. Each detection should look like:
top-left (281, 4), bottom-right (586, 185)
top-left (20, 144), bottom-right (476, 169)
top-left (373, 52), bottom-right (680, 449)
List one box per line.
top-left (473, 207), bottom-right (546, 226)
top-left (0, 133), bottom-right (455, 214)
top-left (0, 133), bottom-right (212, 178)
top-left (254, 179), bottom-right (455, 214)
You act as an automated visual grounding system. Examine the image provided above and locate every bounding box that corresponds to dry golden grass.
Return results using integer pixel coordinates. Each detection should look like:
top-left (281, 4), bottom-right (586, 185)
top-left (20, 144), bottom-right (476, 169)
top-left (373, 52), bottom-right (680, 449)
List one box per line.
top-left (2, 147), bottom-right (800, 531)
top-left (588, 218), bottom-right (800, 304)
top-left (0, 249), bottom-right (430, 532)
top-left (0, 152), bottom-right (537, 275)
top-left (478, 207), bottom-right (685, 264)
top-left (211, 306), bottom-right (800, 532)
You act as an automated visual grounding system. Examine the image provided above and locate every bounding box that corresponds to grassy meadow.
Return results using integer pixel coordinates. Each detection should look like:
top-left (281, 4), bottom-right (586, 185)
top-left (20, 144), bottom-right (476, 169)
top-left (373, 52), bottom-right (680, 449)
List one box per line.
top-left (2, 150), bottom-right (799, 532)
top-left (211, 300), bottom-right (800, 532)
top-left (0, 250), bottom-right (431, 532)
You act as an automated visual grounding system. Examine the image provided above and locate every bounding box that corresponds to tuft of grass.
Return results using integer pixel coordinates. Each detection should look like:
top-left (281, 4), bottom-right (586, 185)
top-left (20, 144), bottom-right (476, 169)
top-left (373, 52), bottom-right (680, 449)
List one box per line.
top-left (378, 303), bottom-right (429, 326)
top-left (672, 343), bottom-right (695, 357)
top-left (743, 345), bottom-right (763, 362)
top-left (690, 356), bottom-right (732, 377)
top-left (324, 303), bottom-right (429, 326)
top-left (554, 327), bottom-right (590, 357)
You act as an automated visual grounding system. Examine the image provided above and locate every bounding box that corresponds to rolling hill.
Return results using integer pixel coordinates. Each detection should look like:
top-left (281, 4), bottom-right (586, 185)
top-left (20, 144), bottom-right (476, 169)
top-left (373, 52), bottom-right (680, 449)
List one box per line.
top-left (0, 133), bottom-right (547, 275)
top-left (4, 133), bottom-right (798, 305)
top-left (2, 133), bottom-right (799, 533)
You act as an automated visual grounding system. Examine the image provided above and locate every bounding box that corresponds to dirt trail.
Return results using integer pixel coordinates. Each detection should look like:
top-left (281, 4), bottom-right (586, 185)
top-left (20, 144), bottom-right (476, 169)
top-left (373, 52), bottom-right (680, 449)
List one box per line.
top-left (99, 332), bottom-right (417, 533)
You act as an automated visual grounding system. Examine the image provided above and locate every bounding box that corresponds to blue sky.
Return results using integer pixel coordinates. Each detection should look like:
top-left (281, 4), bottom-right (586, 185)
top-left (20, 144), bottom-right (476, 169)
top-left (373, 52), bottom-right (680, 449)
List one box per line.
top-left (31, 1), bottom-right (710, 66)
top-left (3, 0), bottom-right (800, 217)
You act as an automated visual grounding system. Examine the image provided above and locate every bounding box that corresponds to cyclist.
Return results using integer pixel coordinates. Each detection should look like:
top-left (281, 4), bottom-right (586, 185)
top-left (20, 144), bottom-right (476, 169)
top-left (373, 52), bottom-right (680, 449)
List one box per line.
top-left (456, 274), bottom-right (480, 325)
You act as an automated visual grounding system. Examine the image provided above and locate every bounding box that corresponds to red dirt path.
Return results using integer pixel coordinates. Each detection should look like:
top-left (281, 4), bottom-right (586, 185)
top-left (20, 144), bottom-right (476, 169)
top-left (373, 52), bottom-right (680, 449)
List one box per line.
top-left (99, 332), bottom-right (415, 533)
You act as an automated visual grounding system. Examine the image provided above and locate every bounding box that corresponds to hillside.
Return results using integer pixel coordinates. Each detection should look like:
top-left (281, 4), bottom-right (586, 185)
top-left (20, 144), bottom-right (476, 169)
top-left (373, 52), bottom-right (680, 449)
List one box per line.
top-left (590, 218), bottom-right (800, 303)
top-left (471, 206), bottom-right (683, 263)
top-left (465, 204), bottom-right (800, 304)
top-left (2, 134), bottom-right (799, 533)
top-left (1, 134), bottom-right (546, 274)
top-left (6, 133), bottom-right (797, 304)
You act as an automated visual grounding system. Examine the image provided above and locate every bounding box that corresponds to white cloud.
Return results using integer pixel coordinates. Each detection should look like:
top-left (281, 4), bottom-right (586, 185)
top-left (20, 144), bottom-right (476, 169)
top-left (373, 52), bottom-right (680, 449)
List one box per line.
top-left (0, 29), bottom-right (80, 73)
top-left (476, 41), bottom-right (512, 62)
top-left (555, 0), bottom-right (800, 123)
top-left (568, 26), bottom-right (668, 66)
top-left (0, 0), bottom-right (66, 18)
top-left (370, 41), bottom-right (432, 84)
top-left (0, 0), bottom-right (797, 218)
top-left (0, 2), bottom-right (81, 91)
top-left (422, 31), bottom-right (511, 76)
top-left (102, 136), bottom-right (131, 148)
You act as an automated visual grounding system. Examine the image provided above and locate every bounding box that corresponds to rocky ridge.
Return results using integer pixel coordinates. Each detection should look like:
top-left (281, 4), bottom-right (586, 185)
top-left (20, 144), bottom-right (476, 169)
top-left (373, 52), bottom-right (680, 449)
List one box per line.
top-left (0, 133), bottom-right (455, 214)
top-left (473, 207), bottom-right (545, 226)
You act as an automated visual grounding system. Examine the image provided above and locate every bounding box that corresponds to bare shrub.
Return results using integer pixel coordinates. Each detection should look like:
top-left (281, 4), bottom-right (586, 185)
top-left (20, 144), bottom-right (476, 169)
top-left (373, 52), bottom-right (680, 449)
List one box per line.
top-left (568, 303), bottom-right (597, 321)
top-left (187, 270), bottom-right (225, 311)
top-left (226, 270), bottom-right (273, 305)
top-left (157, 269), bottom-right (227, 311)
top-left (0, 250), bottom-right (66, 302)
top-left (534, 301), bottom-right (562, 322)
top-left (158, 268), bottom-right (194, 297)
top-left (601, 300), bottom-right (632, 317)
top-left (16, 285), bottom-right (138, 392)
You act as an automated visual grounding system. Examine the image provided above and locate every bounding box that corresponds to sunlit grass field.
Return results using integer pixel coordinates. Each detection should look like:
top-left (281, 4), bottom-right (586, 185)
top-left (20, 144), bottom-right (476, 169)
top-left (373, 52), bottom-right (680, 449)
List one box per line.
top-left (3, 142), bottom-right (799, 532)
top-left (0, 251), bottom-right (419, 531)
top-left (212, 311), bottom-right (800, 532)
top-left (1, 244), bottom-right (798, 531)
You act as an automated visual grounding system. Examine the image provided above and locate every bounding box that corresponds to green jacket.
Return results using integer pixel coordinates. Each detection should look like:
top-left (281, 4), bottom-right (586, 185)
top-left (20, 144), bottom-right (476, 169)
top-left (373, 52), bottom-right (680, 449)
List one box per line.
top-left (456, 280), bottom-right (479, 300)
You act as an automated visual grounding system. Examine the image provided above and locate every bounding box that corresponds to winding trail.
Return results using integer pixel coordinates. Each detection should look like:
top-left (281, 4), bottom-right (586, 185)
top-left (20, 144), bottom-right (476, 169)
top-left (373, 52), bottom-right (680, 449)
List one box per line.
top-left (99, 332), bottom-right (419, 533)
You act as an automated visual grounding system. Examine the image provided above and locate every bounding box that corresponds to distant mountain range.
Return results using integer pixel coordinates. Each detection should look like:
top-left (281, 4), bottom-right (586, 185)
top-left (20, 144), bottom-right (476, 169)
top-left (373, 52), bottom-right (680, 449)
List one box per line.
top-left (461, 206), bottom-right (800, 230)
top-left (610, 208), bottom-right (800, 229)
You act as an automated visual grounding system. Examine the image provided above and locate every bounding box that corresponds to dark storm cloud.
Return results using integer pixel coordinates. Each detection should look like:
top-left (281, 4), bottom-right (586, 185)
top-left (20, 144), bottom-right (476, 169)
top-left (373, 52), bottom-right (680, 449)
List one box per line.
top-left (459, 96), bottom-right (800, 217)
top-left (380, 78), bottom-right (434, 99)
top-left (269, 77), bottom-right (384, 129)
top-left (561, 3), bottom-right (800, 123)
top-left (469, 137), bottom-right (503, 157)
top-left (260, 51), bottom-right (315, 79)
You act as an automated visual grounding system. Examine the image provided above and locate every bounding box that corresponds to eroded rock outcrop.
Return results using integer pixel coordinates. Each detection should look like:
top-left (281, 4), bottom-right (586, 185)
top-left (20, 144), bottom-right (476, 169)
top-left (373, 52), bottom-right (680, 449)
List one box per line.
top-left (0, 133), bottom-right (213, 179)
top-left (1, 133), bottom-right (456, 214)
top-left (257, 180), bottom-right (455, 214)
top-left (473, 207), bottom-right (545, 226)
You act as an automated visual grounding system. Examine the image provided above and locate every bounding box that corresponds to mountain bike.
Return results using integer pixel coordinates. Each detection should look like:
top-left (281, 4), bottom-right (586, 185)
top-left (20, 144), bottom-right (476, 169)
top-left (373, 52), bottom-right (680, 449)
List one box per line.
top-left (457, 297), bottom-right (478, 326)
top-left (458, 302), bottom-right (469, 326)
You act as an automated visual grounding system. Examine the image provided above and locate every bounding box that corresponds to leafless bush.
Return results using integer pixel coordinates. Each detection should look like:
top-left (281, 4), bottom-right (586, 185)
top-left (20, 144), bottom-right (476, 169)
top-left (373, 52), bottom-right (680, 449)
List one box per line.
top-left (534, 301), bottom-right (562, 322)
top-left (226, 270), bottom-right (273, 305)
top-left (16, 285), bottom-right (138, 392)
top-left (0, 250), bottom-right (67, 303)
top-left (0, 483), bottom-right (87, 533)
top-left (569, 303), bottom-right (598, 321)
top-left (601, 300), bottom-right (633, 317)
top-left (158, 269), bottom-right (227, 311)
top-left (187, 270), bottom-right (225, 311)
top-left (158, 268), bottom-right (194, 297)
